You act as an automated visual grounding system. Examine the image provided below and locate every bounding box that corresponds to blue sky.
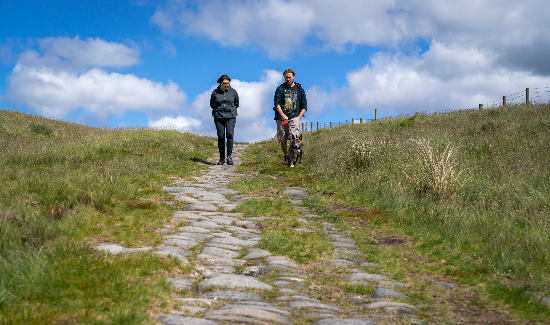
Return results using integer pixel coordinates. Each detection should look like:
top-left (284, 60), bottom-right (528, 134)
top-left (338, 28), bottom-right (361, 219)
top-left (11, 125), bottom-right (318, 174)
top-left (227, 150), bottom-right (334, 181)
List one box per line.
top-left (1, 0), bottom-right (549, 141)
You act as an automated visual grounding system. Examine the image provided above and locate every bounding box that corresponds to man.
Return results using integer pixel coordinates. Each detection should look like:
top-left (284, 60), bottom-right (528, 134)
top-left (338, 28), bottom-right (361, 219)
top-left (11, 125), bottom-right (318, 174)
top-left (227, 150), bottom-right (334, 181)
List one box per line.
top-left (273, 68), bottom-right (307, 164)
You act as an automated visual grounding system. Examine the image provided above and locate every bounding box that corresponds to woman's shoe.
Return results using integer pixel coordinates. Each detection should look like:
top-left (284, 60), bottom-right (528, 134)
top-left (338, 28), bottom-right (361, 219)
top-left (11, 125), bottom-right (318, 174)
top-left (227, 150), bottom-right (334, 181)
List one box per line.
top-left (227, 156), bottom-right (233, 165)
top-left (217, 159), bottom-right (225, 165)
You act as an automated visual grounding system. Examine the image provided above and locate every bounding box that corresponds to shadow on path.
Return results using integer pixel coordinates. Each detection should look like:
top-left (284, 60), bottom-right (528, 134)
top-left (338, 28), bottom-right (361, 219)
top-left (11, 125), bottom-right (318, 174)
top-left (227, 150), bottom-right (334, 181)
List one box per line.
top-left (189, 157), bottom-right (216, 166)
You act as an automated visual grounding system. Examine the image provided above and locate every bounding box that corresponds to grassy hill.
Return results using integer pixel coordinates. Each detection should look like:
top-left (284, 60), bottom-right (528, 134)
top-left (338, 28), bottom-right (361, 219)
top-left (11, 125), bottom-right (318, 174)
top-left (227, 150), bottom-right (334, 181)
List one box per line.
top-left (234, 104), bottom-right (549, 322)
top-left (1, 105), bottom-right (548, 323)
top-left (0, 110), bottom-right (216, 323)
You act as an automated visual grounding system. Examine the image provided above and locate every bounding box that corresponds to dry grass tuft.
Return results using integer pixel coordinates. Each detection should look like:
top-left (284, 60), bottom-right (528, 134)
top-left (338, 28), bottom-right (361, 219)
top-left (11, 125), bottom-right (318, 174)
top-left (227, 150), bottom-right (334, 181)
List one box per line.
top-left (402, 139), bottom-right (468, 199)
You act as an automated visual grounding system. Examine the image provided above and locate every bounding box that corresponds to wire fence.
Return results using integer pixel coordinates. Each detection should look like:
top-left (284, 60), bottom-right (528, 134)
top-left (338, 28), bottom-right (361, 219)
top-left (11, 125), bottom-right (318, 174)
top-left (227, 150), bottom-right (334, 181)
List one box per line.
top-left (301, 87), bottom-right (550, 132)
top-left (532, 86), bottom-right (550, 105)
top-left (301, 114), bottom-right (377, 132)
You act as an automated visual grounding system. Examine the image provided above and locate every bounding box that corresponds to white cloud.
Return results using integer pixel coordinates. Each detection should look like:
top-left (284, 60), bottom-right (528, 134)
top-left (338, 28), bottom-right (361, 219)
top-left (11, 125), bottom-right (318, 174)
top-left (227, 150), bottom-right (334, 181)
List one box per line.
top-left (152, 0), bottom-right (550, 74)
top-left (8, 37), bottom-right (186, 119)
top-left (152, 0), bottom-right (315, 58)
top-left (149, 115), bottom-right (202, 131)
top-left (150, 70), bottom-right (282, 142)
top-left (306, 85), bottom-right (334, 113)
top-left (39, 37), bottom-right (140, 68)
top-left (336, 41), bottom-right (550, 114)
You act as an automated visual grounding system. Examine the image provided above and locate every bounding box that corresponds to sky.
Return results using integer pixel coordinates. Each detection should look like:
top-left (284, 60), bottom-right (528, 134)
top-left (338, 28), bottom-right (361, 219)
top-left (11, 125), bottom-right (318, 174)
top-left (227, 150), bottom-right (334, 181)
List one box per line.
top-left (1, 0), bottom-right (549, 142)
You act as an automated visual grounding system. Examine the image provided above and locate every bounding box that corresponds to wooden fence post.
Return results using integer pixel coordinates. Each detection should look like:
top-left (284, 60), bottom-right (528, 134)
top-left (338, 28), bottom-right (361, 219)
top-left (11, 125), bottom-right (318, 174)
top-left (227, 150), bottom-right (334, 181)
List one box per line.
top-left (360, 118), bottom-right (364, 124)
top-left (351, 118), bottom-right (355, 125)
top-left (374, 109), bottom-right (377, 121)
top-left (310, 122), bottom-right (313, 132)
top-left (345, 120), bottom-right (348, 125)
top-left (316, 122), bottom-right (319, 130)
top-left (526, 88), bottom-right (530, 105)
top-left (329, 122), bottom-right (332, 128)
top-left (479, 104), bottom-right (483, 110)
top-left (503, 96), bottom-right (506, 107)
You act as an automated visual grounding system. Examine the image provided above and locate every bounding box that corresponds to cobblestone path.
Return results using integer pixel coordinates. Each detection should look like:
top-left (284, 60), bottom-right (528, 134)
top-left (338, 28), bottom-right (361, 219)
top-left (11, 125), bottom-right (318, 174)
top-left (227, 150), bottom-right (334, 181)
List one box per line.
top-left (95, 144), bottom-right (429, 324)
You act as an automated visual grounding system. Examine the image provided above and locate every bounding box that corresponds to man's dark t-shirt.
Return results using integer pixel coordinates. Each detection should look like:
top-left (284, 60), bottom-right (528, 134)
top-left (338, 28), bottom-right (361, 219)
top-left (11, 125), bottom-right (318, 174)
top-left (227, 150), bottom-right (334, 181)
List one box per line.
top-left (273, 82), bottom-right (307, 120)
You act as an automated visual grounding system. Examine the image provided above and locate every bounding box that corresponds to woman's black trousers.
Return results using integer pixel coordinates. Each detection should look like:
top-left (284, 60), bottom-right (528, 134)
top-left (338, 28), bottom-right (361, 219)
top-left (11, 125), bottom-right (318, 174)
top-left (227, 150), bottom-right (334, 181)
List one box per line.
top-left (214, 117), bottom-right (236, 160)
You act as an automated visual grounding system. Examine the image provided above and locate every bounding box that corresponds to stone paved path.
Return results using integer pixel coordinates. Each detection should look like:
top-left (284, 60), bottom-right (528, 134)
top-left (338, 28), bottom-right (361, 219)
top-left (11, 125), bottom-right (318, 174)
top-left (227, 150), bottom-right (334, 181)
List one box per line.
top-left (95, 144), bottom-right (427, 324)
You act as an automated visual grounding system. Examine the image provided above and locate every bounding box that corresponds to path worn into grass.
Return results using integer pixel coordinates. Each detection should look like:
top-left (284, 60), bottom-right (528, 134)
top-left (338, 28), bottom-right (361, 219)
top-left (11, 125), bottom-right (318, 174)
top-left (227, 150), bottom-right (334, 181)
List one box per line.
top-left (95, 144), bottom-right (426, 324)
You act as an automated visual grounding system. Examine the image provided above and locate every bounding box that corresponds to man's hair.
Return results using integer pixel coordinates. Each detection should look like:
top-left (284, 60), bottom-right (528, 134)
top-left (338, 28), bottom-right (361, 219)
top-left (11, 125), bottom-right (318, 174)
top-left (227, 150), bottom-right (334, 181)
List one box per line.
top-left (217, 74), bottom-right (231, 83)
top-left (283, 69), bottom-right (295, 76)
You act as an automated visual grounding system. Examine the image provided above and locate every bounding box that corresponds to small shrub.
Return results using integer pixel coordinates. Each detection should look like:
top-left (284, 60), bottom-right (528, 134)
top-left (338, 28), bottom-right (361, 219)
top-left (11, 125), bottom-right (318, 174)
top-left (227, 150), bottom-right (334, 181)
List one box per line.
top-left (346, 136), bottom-right (392, 171)
top-left (399, 115), bottom-right (417, 127)
top-left (30, 122), bottom-right (53, 136)
top-left (402, 139), bottom-right (468, 199)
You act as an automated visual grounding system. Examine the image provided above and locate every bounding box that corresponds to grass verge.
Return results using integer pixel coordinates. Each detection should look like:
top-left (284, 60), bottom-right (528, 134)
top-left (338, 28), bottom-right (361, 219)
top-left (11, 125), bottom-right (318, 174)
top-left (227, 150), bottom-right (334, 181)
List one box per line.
top-left (236, 104), bottom-right (550, 323)
top-left (0, 110), bottom-right (216, 323)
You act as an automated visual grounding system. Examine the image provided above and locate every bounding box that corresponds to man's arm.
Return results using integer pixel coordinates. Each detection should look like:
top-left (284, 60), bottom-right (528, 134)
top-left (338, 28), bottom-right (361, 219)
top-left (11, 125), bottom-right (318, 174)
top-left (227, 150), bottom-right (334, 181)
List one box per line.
top-left (297, 87), bottom-right (307, 119)
top-left (297, 108), bottom-right (306, 119)
top-left (274, 87), bottom-right (288, 120)
top-left (275, 105), bottom-right (288, 120)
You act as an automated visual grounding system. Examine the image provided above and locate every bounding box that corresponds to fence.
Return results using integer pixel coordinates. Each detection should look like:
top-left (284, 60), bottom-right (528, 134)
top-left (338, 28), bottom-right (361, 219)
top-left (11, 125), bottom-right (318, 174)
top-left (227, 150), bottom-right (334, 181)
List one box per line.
top-left (301, 87), bottom-right (550, 132)
top-left (300, 114), bottom-right (375, 133)
top-left (480, 87), bottom-right (550, 109)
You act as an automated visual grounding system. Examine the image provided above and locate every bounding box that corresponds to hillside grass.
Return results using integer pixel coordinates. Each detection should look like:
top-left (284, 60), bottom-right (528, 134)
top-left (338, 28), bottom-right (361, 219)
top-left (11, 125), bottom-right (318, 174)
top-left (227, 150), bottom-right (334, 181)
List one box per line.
top-left (0, 110), bottom-right (216, 324)
top-left (237, 104), bottom-right (550, 323)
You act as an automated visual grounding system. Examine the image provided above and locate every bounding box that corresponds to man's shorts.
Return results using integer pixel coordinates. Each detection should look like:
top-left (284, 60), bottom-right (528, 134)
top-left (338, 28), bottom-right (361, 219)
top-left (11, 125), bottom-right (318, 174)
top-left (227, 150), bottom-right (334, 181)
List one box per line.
top-left (276, 117), bottom-right (300, 142)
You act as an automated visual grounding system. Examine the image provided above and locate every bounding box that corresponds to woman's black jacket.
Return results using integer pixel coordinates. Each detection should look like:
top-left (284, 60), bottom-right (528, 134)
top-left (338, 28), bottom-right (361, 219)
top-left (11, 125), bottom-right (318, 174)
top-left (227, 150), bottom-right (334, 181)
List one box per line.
top-left (210, 86), bottom-right (239, 119)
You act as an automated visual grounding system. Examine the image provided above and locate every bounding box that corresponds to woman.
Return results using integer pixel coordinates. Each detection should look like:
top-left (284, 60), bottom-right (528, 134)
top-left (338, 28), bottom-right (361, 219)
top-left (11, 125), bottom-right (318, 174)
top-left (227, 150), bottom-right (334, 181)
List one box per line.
top-left (210, 74), bottom-right (239, 165)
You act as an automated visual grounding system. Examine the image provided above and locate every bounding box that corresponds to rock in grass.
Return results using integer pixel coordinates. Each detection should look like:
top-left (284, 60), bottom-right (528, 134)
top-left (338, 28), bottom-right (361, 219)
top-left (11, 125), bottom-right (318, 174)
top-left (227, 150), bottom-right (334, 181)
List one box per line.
top-left (176, 297), bottom-right (219, 307)
top-left (432, 280), bottom-right (455, 290)
top-left (175, 232), bottom-right (212, 241)
top-left (210, 236), bottom-right (258, 247)
top-left (190, 220), bottom-right (224, 229)
top-left (267, 256), bottom-right (301, 269)
top-left (313, 319), bottom-right (376, 325)
top-left (198, 274), bottom-right (272, 291)
top-left (284, 187), bottom-right (309, 199)
top-left (177, 226), bottom-right (211, 234)
top-left (196, 253), bottom-right (245, 267)
top-left (163, 238), bottom-right (198, 250)
top-left (205, 302), bottom-right (292, 325)
top-left (158, 315), bottom-right (218, 325)
top-left (155, 246), bottom-right (191, 258)
top-left (364, 301), bottom-right (418, 314)
top-left (371, 287), bottom-right (408, 299)
top-left (288, 301), bottom-right (341, 311)
top-left (242, 265), bottom-right (264, 276)
top-left (202, 290), bottom-right (262, 301)
top-left (93, 243), bottom-right (152, 255)
top-left (347, 272), bottom-right (390, 282)
top-left (201, 246), bottom-right (240, 259)
top-left (185, 203), bottom-right (218, 212)
top-left (275, 295), bottom-right (319, 303)
top-left (178, 306), bottom-right (206, 314)
top-left (167, 278), bottom-right (193, 291)
top-left (244, 248), bottom-right (272, 260)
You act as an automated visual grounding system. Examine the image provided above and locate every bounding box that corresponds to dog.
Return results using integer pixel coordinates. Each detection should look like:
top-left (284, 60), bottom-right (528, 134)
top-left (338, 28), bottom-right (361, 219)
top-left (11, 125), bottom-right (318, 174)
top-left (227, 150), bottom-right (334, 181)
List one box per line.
top-left (287, 133), bottom-right (303, 168)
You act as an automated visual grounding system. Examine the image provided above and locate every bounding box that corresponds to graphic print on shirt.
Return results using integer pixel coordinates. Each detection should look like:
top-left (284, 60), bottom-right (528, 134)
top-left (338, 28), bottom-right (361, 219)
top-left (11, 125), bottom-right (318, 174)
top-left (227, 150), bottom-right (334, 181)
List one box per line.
top-left (283, 88), bottom-right (298, 115)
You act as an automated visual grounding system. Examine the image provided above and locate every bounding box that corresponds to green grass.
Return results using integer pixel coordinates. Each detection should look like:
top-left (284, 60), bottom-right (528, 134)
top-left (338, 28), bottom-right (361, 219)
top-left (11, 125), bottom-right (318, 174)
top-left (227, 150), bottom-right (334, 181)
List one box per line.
top-left (0, 110), bottom-right (216, 323)
top-left (237, 104), bottom-right (550, 323)
top-left (261, 230), bottom-right (332, 263)
top-left (233, 198), bottom-right (300, 218)
top-left (342, 283), bottom-right (375, 295)
top-left (233, 198), bottom-right (332, 263)
top-left (304, 105), bottom-right (550, 287)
